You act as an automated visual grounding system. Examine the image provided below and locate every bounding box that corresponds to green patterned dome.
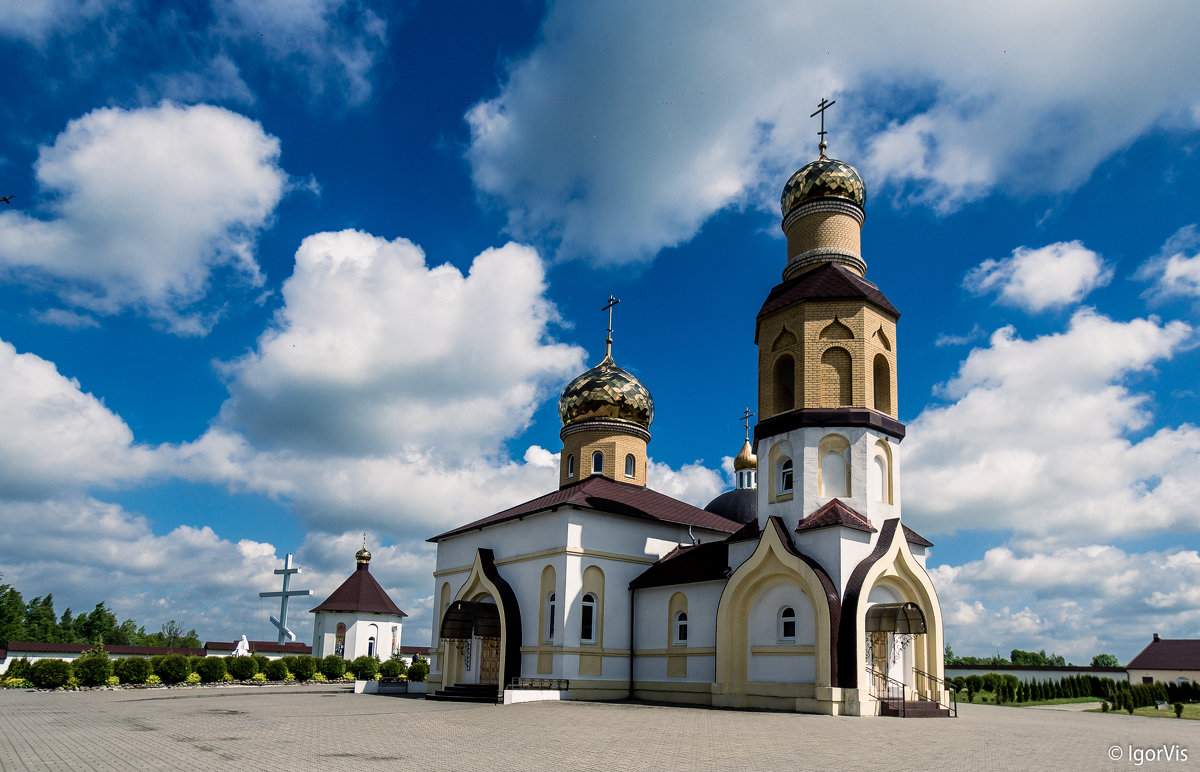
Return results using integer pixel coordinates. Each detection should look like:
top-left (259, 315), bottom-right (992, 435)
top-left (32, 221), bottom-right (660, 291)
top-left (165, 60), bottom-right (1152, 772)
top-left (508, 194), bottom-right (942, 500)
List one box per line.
top-left (780, 152), bottom-right (866, 217)
top-left (558, 354), bottom-right (654, 430)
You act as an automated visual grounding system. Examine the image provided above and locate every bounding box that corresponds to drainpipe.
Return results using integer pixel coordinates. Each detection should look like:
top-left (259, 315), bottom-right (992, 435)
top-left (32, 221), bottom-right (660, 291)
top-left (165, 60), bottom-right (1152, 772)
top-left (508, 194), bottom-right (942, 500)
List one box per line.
top-left (628, 587), bottom-right (636, 699)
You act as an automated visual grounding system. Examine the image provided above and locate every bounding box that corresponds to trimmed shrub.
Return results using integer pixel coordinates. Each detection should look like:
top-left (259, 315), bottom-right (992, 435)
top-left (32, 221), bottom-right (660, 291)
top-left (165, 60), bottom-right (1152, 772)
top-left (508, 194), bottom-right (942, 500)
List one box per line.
top-left (251, 672), bottom-right (267, 683)
top-left (1176, 703), bottom-right (1184, 718)
top-left (188, 655), bottom-right (205, 673)
top-left (251, 653), bottom-right (269, 673)
top-left (73, 646), bottom-right (114, 687)
top-left (406, 659), bottom-right (429, 683)
top-left (5, 658), bottom-right (31, 681)
top-left (319, 655), bottom-right (347, 680)
top-left (115, 657), bottom-right (152, 685)
top-left (29, 659), bottom-right (73, 689)
top-left (1102, 701), bottom-right (1110, 712)
top-left (227, 655), bottom-right (258, 681)
top-left (185, 672), bottom-right (201, 684)
top-left (290, 655), bottom-right (317, 682)
top-left (155, 654), bottom-right (190, 685)
top-left (349, 655), bottom-right (379, 680)
top-left (981, 673), bottom-right (999, 693)
top-left (312, 672), bottom-right (327, 682)
top-left (106, 676), bottom-right (120, 686)
top-left (263, 659), bottom-right (290, 681)
top-left (146, 674), bottom-right (162, 685)
top-left (195, 657), bottom-right (227, 683)
top-left (379, 660), bottom-right (405, 678)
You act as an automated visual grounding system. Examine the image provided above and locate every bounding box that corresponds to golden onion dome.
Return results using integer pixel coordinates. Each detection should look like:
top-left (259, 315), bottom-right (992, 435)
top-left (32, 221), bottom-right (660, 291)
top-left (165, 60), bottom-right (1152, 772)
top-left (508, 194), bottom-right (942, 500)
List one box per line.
top-left (356, 544), bottom-right (371, 565)
top-left (780, 148), bottom-right (866, 218)
top-left (558, 353), bottom-right (654, 430)
top-left (733, 439), bottom-right (757, 471)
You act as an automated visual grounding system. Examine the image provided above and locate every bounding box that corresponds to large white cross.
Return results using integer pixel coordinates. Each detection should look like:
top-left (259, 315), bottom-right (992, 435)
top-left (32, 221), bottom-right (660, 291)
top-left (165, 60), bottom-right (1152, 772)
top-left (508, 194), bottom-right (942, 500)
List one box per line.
top-left (259, 553), bottom-right (312, 644)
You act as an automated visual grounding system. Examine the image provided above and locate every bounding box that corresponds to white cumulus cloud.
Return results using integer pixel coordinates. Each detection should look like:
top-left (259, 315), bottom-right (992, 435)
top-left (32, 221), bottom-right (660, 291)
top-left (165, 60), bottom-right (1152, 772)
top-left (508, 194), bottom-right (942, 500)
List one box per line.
top-left (1137, 224), bottom-right (1200, 302)
top-left (0, 103), bottom-right (288, 334)
top-left (904, 309), bottom-right (1197, 545)
top-left (931, 546), bottom-right (1200, 663)
top-left (964, 241), bottom-right (1112, 312)
top-left (0, 337), bottom-right (161, 499)
top-left (465, 1), bottom-right (1200, 264)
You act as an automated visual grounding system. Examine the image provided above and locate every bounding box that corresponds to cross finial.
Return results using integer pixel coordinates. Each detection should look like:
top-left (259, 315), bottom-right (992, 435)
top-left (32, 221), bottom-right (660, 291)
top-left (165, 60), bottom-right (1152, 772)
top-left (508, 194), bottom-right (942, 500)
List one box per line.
top-left (361, 531), bottom-right (367, 549)
top-left (738, 407), bottom-right (754, 441)
top-left (601, 294), bottom-right (620, 359)
top-left (810, 97), bottom-right (836, 157)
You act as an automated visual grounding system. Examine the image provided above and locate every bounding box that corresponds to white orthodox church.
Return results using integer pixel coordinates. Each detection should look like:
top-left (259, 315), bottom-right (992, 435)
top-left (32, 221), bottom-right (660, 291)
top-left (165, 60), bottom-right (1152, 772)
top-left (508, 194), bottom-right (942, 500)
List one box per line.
top-left (426, 134), bottom-right (947, 716)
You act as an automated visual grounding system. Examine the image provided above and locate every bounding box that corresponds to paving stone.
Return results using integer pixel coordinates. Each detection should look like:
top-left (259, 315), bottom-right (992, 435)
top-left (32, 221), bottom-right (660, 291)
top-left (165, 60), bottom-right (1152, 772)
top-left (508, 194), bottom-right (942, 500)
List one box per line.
top-left (1, 686), bottom-right (1197, 770)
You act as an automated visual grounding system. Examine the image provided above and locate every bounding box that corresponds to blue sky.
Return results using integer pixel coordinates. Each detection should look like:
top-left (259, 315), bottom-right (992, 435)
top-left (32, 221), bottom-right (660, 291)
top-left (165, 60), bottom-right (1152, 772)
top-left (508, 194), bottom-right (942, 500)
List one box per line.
top-left (2, 1), bottom-right (1199, 664)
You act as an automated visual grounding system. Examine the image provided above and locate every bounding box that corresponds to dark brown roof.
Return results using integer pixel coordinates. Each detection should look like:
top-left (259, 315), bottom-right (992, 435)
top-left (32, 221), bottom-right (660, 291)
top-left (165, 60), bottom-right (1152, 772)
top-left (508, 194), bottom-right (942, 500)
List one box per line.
top-left (1127, 637), bottom-right (1200, 671)
top-left (630, 541), bottom-right (730, 590)
top-left (430, 475), bottom-right (743, 541)
top-left (902, 524), bottom-right (934, 548)
top-left (756, 261), bottom-right (899, 343)
top-left (400, 645), bottom-right (429, 656)
top-left (310, 564), bottom-right (406, 616)
top-left (205, 640), bottom-right (313, 654)
top-left (4, 641), bottom-right (205, 657)
top-left (795, 499), bottom-right (877, 535)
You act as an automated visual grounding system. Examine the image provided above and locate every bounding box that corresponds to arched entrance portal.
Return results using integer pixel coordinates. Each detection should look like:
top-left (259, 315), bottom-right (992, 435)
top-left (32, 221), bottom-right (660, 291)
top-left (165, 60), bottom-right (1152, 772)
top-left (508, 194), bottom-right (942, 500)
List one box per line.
top-left (439, 599), bottom-right (502, 687)
top-left (865, 601), bottom-right (925, 702)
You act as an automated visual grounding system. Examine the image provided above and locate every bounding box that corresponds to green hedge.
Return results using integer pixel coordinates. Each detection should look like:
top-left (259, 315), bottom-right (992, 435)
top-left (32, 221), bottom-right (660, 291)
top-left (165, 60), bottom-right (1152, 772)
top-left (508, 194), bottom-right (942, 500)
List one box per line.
top-left (73, 647), bottom-right (114, 687)
top-left (226, 655), bottom-right (258, 681)
top-left (155, 654), bottom-right (190, 685)
top-left (29, 659), bottom-right (73, 689)
top-left (319, 655), bottom-right (347, 680)
top-left (195, 657), bottom-right (227, 683)
top-left (114, 657), bottom-right (152, 685)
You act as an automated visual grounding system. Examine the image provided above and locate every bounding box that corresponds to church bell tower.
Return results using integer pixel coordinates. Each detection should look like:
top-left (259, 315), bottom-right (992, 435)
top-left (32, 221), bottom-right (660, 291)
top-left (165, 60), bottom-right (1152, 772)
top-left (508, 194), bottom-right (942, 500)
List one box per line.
top-left (754, 103), bottom-right (905, 543)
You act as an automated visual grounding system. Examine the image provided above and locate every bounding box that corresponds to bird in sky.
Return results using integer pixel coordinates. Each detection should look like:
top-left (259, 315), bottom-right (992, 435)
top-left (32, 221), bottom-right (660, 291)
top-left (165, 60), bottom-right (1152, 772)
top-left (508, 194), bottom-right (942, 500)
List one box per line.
top-left (0, 195), bottom-right (13, 204)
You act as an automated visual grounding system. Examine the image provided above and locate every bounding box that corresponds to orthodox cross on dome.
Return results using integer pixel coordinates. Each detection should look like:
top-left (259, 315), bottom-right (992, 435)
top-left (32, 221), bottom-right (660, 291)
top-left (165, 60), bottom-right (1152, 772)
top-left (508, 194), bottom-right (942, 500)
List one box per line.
top-left (362, 531), bottom-right (367, 549)
top-left (810, 97), bottom-right (836, 156)
top-left (739, 406), bottom-right (754, 441)
top-left (258, 553), bottom-right (312, 645)
top-left (602, 294), bottom-right (620, 358)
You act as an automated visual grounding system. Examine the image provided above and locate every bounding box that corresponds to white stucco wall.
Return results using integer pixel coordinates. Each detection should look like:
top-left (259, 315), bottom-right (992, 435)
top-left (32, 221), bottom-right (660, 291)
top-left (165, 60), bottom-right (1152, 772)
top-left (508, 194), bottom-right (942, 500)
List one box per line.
top-left (312, 611), bottom-right (402, 660)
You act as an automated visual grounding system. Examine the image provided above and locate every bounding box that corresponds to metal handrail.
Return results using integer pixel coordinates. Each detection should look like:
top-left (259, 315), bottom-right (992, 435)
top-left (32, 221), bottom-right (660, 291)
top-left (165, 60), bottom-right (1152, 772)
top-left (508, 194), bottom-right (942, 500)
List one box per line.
top-left (913, 667), bottom-right (958, 717)
top-left (867, 667), bottom-right (908, 717)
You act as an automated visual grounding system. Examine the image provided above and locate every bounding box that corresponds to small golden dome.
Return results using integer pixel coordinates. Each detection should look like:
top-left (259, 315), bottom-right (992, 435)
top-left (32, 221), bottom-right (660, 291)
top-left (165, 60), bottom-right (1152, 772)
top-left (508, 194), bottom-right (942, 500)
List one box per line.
top-left (356, 544), bottom-right (371, 565)
top-left (780, 149), bottom-right (866, 218)
top-left (733, 439), bottom-right (757, 471)
top-left (558, 353), bottom-right (654, 430)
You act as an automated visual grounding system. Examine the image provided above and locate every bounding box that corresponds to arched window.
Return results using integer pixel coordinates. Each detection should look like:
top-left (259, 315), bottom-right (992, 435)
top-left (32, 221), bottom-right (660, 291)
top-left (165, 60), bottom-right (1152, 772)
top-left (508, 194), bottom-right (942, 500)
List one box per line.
top-left (779, 607), bottom-right (796, 642)
top-left (773, 355), bottom-right (795, 414)
top-left (592, 451), bottom-right (604, 475)
top-left (624, 454), bottom-right (635, 478)
top-left (818, 434), bottom-right (850, 498)
top-left (674, 611), bottom-right (688, 645)
top-left (581, 593), bottom-right (597, 643)
top-left (873, 354), bottom-right (892, 414)
top-left (779, 458), bottom-right (794, 494)
top-left (566, 454), bottom-right (575, 478)
top-left (544, 591), bottom-right (556, 642)
top-left (821, 347), bottom-right (852, 406)
top-left (367, 636), bottom-right (376, 658)
top-left (821, 452), bottom-right (848, 498)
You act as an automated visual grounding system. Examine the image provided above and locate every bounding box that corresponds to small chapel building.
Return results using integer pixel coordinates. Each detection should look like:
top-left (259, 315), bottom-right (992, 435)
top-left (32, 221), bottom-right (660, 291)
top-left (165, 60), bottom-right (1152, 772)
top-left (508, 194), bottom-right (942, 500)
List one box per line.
top-left (311, 543), bottom-right (407, 661)
top-left (427, 134), bottom-right (946, 716)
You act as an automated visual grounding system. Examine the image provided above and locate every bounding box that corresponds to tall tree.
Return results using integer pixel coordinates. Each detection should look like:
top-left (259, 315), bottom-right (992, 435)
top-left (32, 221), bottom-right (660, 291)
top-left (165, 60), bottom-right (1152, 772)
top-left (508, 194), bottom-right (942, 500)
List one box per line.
top-left (0, 576), bottom-right (26, 646)
top-left (24, 595), bottom-right (59, 642)
top-left (1091, 653), bottom-right (1121, 667)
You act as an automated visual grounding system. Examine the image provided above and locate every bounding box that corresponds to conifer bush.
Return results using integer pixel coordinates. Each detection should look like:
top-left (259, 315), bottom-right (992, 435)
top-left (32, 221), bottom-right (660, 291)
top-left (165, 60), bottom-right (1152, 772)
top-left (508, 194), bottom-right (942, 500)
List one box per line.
top-left (29, 659), bottom-right (73, 689)
top-left (195, 657), bottom-right (227, 683)
top-left (73, 646), bottom-right (114, 687)
top-left (379, 660), bottom-right (405, 678)
top-left (1176, 703), bottom-right (1184, 718)
top-left (263, 659), bottom-right (290, 681)
top-left (319, 655), bottom-right (347, 680)
top-left (226, 655), bottom-right (258, 681)
top-left (5, 658), bottom-right (31, 681)
top-left (155, 654), bottom-right (190, 684)
top-left (290, 655), bottom-right (317, 682)
top-left (349, 655), bottom-right (379, 680)
top-left (115, 657), bottom-right (152, 685)
top-left (406, 658), bottom-right (429, 682)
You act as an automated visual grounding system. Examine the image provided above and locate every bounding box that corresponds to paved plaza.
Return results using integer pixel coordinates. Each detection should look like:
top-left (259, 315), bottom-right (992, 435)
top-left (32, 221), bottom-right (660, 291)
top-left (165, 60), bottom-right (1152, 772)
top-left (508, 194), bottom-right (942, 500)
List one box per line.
top-left (1, 685), bottom-right (1197, 771)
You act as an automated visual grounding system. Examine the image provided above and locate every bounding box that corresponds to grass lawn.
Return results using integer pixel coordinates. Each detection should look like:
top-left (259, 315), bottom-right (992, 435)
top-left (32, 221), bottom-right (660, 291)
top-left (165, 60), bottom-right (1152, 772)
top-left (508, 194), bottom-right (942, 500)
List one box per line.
top-left (957, 690), bottom-right (1099, 707)
top-left (1087, 703), bottom-right (1200, 720)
